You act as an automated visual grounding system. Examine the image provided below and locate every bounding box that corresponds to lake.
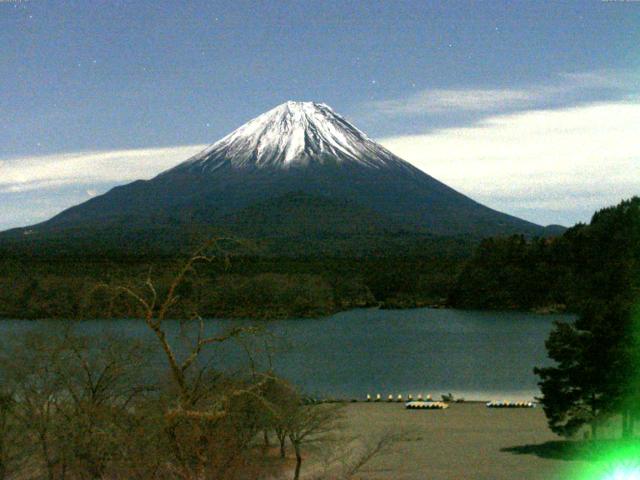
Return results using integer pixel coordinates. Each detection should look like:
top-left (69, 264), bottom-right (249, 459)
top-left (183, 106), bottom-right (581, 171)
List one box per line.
top-left (1, 308), bottom-right (571, 401)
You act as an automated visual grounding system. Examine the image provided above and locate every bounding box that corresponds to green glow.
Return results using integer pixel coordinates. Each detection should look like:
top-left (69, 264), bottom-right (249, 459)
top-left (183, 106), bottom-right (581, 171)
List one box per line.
top-left (565, 212), bottom-right (640, 480)
top-left (601, 464), bottom-right (640, 480)
top-left (567, 441), bottom-right (640, 480)
top-left (568, 301), bottom-right (640, 480)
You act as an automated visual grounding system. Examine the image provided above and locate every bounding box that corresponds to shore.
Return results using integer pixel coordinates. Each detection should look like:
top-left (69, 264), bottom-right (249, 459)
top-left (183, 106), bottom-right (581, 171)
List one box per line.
top-left (307, 402), bottom-right (586, 480)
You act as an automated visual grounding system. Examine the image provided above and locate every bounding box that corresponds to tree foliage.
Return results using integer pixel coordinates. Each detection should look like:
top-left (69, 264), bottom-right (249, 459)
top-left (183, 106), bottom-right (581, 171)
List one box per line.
top-left (534, 197), bottom-right (640, 438)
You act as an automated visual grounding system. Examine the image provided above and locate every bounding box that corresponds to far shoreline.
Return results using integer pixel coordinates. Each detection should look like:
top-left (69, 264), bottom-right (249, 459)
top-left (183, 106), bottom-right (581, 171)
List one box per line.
top-left (0, 302), bottom-right (573, 322)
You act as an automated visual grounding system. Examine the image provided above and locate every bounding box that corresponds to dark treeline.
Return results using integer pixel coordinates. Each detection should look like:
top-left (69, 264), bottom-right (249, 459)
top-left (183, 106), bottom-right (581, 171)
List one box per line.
top-left (0, 237), bottom-right (471, 320)
top-left (449, 199), bottom-right (640, 312)
top-left (3, 198), bottom-right (638, 321)
top-left (448, 235), bottom-right (574, 312)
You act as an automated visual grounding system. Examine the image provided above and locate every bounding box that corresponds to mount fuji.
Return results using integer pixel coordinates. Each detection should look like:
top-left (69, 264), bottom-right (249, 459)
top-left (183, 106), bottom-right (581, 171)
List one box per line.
top-left (2, 101), bottom-right (553, 254)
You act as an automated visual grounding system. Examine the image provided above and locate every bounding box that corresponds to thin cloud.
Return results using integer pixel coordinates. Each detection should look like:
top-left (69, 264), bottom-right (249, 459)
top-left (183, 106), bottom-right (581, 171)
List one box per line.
top-left (367, 69), bottom-right (639, 117)
top-left (371, 88), bottom-right (538, 116)
top-left (380, 101), bottom-right (640, 225)
top-left (557, 69), bottom-right (640, 90)
top-left (0, 144), bottom-right (207, 194)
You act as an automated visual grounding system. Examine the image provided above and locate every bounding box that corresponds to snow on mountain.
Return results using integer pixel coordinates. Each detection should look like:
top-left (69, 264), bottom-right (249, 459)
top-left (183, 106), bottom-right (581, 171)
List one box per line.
top-left (170, 101), bottom-right (413, 173)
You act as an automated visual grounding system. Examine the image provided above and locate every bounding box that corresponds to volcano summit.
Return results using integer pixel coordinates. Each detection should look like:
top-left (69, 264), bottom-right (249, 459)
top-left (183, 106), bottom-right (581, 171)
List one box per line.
top-left (170, 101), bottom-right (414, 171)
top-left (2, 102), bottom-right (549, 254)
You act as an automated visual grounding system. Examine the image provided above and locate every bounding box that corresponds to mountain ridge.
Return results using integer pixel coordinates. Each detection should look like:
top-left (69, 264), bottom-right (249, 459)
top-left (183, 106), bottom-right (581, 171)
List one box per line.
top-left (0, 101), bottom-right (556, 255)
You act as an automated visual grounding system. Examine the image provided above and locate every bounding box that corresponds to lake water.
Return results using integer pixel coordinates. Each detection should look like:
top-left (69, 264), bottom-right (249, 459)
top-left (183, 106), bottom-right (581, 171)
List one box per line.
top-left (1, 308), bottom-right (572, 401)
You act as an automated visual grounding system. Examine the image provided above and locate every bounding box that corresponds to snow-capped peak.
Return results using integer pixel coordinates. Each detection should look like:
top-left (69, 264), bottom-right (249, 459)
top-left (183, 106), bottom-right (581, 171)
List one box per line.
top-left (173, 101), bottom-right (412, 172)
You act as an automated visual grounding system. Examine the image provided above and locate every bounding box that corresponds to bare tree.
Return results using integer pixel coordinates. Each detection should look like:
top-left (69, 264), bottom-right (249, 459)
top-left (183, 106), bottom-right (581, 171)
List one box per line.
top-left (286, 403), bottom-right (343, 480)
top-left (307, 428), bottom-right (415, 480)
top-left (101, 239), bottom-right (290, 479)
top-left (259, 376), bottom-right (299, 459)
top-left (1, 327), bottom-right (152, 480)
top-left (104, 239), bottom-right (260, 409)
top-left (4, 331), bottom-right (71, 480)
top-left (0, 391), bottom-right (15, 480)
top-left (340, 430), bottom-right (412, 479)
top-left (56, 333), bottom-right (151, 479)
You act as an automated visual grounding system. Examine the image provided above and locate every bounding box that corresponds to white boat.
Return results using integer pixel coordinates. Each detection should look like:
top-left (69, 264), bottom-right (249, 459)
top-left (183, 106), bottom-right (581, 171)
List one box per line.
top-left (405, 401), bottom-right (449, 410)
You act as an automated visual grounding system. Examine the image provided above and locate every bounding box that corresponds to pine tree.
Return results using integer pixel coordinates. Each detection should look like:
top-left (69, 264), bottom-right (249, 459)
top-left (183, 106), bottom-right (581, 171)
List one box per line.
top-left (535, 197), bottom-right (640, 439)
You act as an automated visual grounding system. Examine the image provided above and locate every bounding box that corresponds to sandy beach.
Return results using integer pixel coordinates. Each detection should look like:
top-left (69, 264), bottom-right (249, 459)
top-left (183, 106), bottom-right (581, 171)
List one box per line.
top-left (324, 402), bottom-right (587, 480)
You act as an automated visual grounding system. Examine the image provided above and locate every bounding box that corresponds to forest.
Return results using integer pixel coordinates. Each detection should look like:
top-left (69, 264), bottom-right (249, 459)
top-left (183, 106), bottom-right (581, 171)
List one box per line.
top-left (0, 198), bottom-right (637, 321)
top-left (0, 237), bottom-right (470, 320)
top-left (450, 196), bottom-right (640, 314)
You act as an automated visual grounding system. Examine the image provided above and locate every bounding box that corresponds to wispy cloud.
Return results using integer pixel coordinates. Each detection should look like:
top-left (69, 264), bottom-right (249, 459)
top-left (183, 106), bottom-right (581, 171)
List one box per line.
top-left (371, 88), bottom-right (538, 116)
top-left (0, 144), bottom-right (209, 230)
top-left (367, 69), bottom-right (639, 117)
top-left (557, 69), bottom-right (640, 91)
top-left (0, 144), bottom-right (207, 194)
top-left (380, 101), bottom-right (640, 225)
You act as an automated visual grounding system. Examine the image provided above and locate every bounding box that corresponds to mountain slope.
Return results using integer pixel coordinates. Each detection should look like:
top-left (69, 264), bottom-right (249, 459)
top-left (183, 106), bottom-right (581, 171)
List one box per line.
top-left (1, 101), bottom-right (549, 254)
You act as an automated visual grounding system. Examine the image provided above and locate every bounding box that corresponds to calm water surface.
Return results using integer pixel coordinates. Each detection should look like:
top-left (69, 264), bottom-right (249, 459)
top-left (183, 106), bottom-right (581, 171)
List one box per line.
top-left (1, 308), bottom-right (572, 401)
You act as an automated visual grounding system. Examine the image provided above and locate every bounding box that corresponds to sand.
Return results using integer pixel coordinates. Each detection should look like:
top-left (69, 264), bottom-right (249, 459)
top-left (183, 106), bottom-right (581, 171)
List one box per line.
top-left (322, 402), bottom-right (587, 480)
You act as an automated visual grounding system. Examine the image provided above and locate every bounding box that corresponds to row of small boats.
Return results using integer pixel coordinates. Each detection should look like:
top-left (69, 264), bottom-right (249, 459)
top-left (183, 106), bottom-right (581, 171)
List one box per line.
top-left (364, 394), bottom-right (536, 409)
top-left (485, 401), bottom-right (535, 408)
top-left (366, 394), bottom-right (434, 402)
